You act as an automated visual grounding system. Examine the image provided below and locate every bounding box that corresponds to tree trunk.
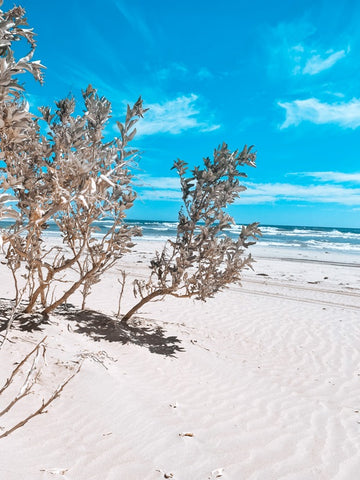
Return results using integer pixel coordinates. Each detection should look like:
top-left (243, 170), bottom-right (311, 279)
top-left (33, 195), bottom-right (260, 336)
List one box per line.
top-left (41, 264), bottom-right (100, 315)
top-left (24, 284), bottom-right (47, 313)
top-left (24, 266), bottom-right (55, 313)
top-left (121, 288), bottom-right (172, 324)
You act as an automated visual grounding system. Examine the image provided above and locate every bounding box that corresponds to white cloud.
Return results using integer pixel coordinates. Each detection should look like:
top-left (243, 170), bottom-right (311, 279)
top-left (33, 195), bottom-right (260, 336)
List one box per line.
top-left (278, 97), bottom-right (360, 129)
top-left (135, 175), bottom-right (182, 201)
top-left (266, 20), bottom-right (314, 78)
top-left (239, 182), bottom-right (360, 206)
top-left (134, 175), bottom-right (360, 207)
top-left (267, 21), bottom-right (349, 78)
top-left (138, 189), bottom-right (182, 201)
top-left (136, 94), bottom-right (220, 136)
top-left (134, 175), bottom-right (181, 202)
top-left (303, 49), bottom-right (347, 75)
top-left (290, 171), bottom-right (360, 183)
top-left (67, 62), bottom-right (219, 136)
top-left (135, 175), bottom-right (180, 190)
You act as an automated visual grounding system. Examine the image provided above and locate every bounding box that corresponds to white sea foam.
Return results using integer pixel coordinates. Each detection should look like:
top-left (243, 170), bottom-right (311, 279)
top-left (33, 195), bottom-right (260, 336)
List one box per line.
top-left (305, 240), bottom-right (360, 251)
top-left (136, 235), bottom-right (171, 242)
top-left (258, 241), bottom-right (304, 248)
top-left (4, 219), bottom-right (360, 256)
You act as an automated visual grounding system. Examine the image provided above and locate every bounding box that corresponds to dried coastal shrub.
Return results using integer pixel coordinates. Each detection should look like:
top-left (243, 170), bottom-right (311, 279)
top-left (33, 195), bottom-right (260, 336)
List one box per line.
top-left (121, 144), bottom-right (261, 322)
top-left (23, 90), bottom-right (146, 315)
top-left (0, 2), bottom-right (260, 326)
top-left (0, 4), bottom-right (146, 316)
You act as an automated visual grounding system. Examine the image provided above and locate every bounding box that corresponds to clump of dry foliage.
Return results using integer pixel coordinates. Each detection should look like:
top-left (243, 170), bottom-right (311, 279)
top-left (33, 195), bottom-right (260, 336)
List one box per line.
top-left (0, 4), bottom-right (146, 317)
top-left (0, 3), bottom-right (260, 327)
top-left (122, 145), bottom-right (260, 322)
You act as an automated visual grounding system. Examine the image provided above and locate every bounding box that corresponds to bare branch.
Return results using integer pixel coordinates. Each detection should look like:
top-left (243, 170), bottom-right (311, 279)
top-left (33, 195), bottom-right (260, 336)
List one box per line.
top-left (0, 337), bottom-right (47, 394)
top-left (0, 362), bottom-right (81, 439)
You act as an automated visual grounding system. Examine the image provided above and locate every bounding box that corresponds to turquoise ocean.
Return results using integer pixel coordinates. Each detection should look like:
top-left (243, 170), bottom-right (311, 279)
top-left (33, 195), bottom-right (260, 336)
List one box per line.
top-left (1, 220), bottom-right (360, 257)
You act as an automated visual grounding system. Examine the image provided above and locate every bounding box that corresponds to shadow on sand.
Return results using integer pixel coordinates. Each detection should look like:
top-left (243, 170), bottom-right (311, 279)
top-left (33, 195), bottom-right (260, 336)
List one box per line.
top-left (0, 299), bottom-right (184, 357)
top-left (0, 298), bottom-right (50, 333)
top-left (62, 306), bottom-right (184, 357)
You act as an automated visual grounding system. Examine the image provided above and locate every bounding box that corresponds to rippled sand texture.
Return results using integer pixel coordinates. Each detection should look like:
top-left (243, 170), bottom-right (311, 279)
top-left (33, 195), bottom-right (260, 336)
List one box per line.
top-left (0, 243), bottom-right (359, 480)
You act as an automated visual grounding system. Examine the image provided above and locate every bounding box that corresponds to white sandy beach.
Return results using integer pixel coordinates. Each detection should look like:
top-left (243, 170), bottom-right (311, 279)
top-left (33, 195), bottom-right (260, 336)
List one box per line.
top-left (0, 241), bottom-right (360, 480)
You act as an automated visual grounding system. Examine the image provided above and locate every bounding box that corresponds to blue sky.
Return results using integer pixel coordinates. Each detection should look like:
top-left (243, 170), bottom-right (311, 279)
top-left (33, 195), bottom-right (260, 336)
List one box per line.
top-left (15, 0), bottom-right (360, 227)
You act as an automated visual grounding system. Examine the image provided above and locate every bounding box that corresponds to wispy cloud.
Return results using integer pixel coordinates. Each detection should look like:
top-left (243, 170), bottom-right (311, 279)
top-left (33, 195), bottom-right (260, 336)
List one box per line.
top-left (278, 97), bottom-right (360, 129)
top-left (156, 63), bottom-right (189, 81)
top-left (290, 171), bottom-right (360, 183)
top-left (65, 62), bottom-right (220, 136)
top-left (136, 94), bottom-right (220, 136)
top-left (134, 175), bottom-right (360, 207)
top-left (266, 20), bottom-right (314, 77)
top-left (139, 189), bottom-right (182, 201)
top-left (154, 63), bottom-right (214, 83)
top-left (302, 48), bottom-right (348, 75)
top-left (239, 182), bottom-right (360, 206)
top-left (267, 20), bottom-right (349, 77)
top-left (64, 63), bottom-right (127, 103)
top-left (115, 0), bottom-right (153, 45)
top-left (197, 67), bottom-right (213, 80)
top-left (134, 175), bottom-right (181, 202)
top-left (135, 175), bottom-right (180, 190)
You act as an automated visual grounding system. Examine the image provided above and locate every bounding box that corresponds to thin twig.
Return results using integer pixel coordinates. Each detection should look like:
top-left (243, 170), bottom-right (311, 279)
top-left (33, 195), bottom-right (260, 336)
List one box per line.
top-left (116, 271), bottom-right (126, 318)
top-left (0, 279), bottom-right (30, 349)
top-left (0, 362), bottom-right (82, 439)
top-left (0, 337), bottom-right (47, 395)
top-left (0, 343), bottom-right (45, 417)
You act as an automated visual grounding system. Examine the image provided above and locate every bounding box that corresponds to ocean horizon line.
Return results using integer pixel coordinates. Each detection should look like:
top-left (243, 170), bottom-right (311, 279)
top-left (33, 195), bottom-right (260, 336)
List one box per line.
top-left (1, 217), bottom-right (360, 231)
top-left (126, 219), bottom-right (360, 231)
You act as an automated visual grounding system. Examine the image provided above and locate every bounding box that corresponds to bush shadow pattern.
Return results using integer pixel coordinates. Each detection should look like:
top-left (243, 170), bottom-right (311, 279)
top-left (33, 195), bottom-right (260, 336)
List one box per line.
top-left (59, 305), bottom-right (184, 357)
top-left (0, 300), bottom-right (183, 357)
top-left (0, 298), bottom-right (50, 333)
